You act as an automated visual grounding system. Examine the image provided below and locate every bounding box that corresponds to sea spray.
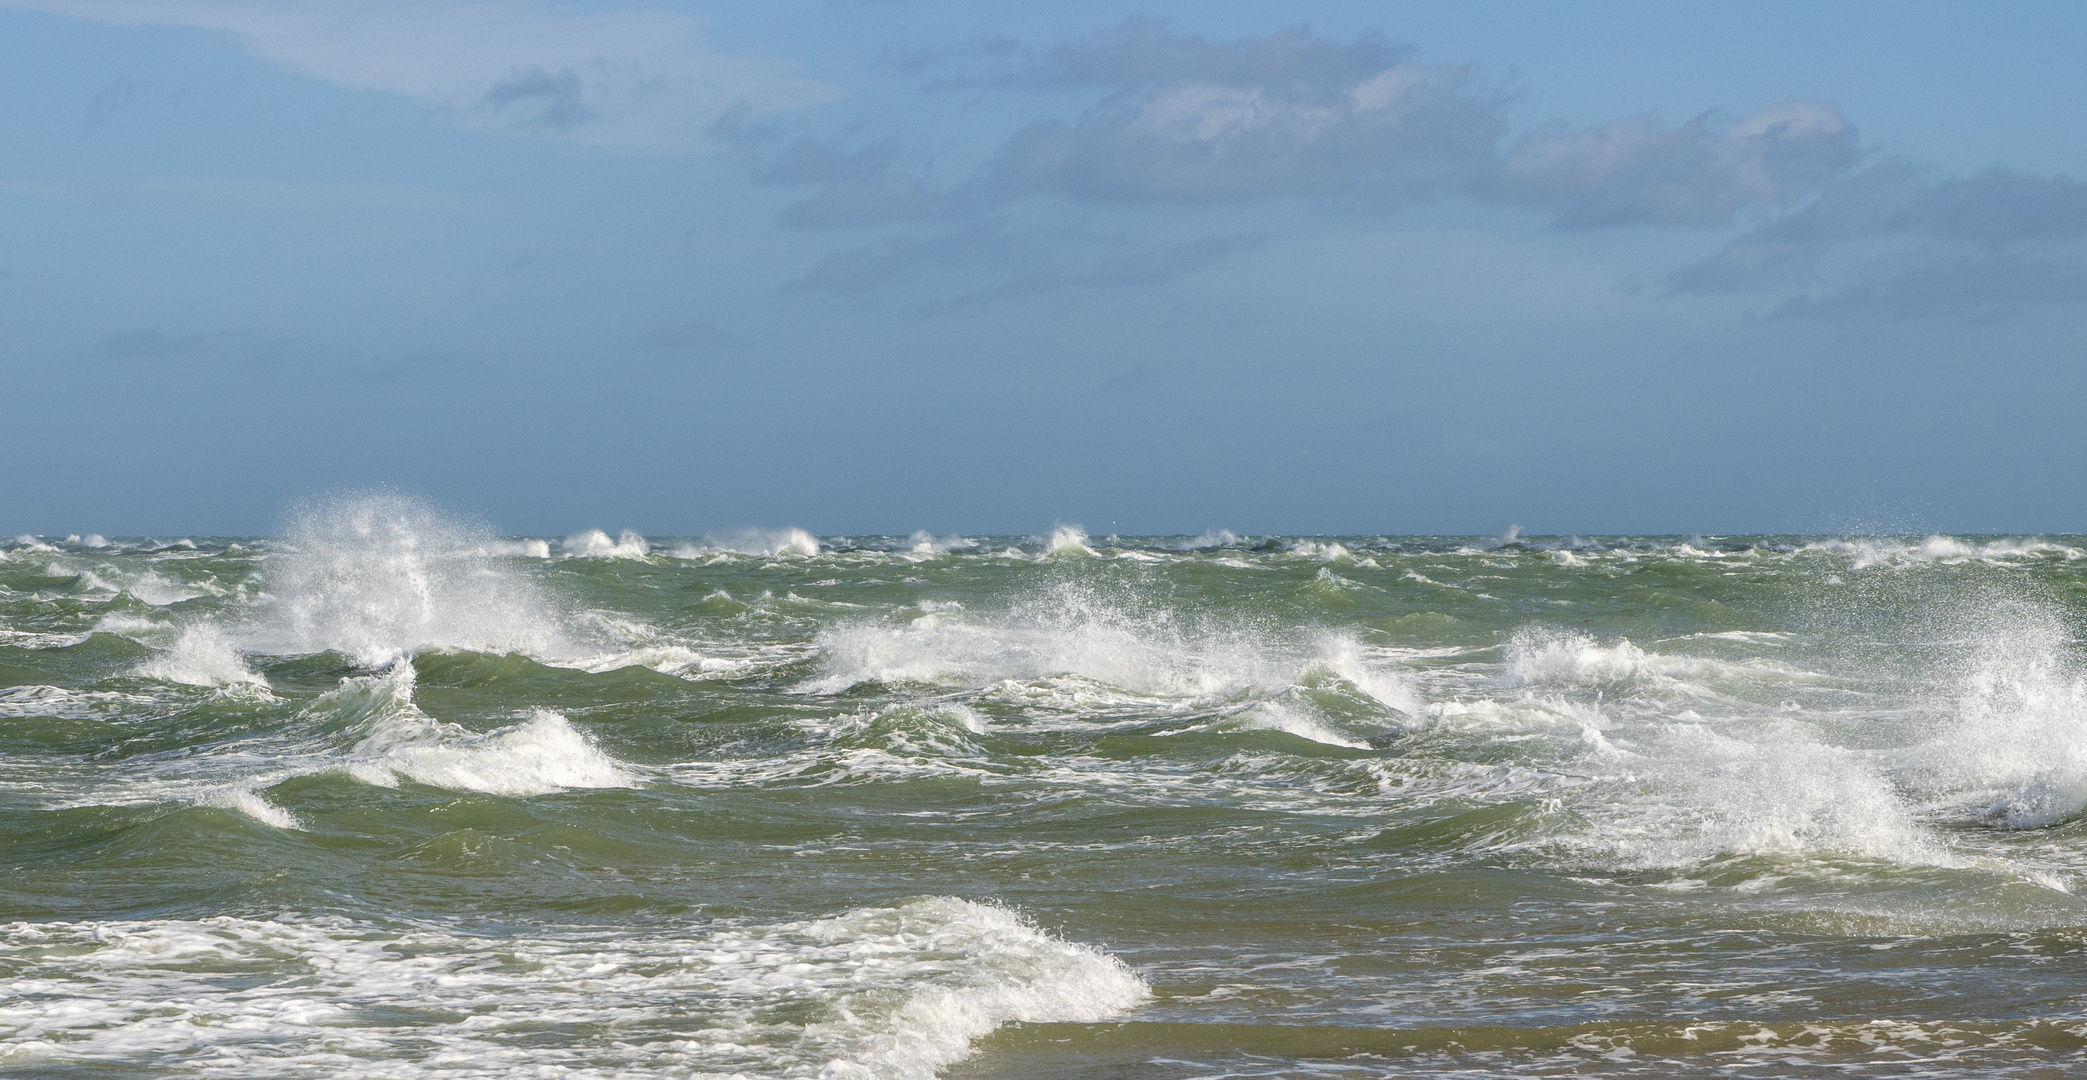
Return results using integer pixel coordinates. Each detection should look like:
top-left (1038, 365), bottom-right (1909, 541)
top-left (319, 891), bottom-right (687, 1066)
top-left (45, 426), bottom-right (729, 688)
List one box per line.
top-left (13, 521), bottom-right (2087, 1079)
top-left (246, 493), bottom-right (569, 665)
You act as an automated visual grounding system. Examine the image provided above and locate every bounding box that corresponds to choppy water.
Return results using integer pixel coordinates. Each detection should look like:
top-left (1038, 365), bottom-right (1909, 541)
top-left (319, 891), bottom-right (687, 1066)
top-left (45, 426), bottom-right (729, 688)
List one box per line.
top-left (5, 496), bottom-right (2087, 1078)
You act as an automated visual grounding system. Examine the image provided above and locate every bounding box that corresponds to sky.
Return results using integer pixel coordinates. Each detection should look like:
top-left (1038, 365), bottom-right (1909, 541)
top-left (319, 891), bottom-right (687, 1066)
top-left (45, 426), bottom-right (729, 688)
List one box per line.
top-left (3, 0), bottom-right (2085, 537)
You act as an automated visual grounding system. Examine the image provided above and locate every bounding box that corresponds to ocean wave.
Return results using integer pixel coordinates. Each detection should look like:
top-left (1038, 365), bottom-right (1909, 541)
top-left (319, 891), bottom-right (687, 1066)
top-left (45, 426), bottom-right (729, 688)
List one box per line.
top-left (0, 897), bottom-right (1145, 1079)
top-left (1898, 609), bottom-right (2087, 829)
top-left (906, 530), bottom-right (977, 557)
top-left (671, 527), bottom-right (822, 558)
top-left (1041, 524), bottom-right (1095, 557)
top-left (562, 528), bottom-right (650, 559)
top-left (132, 624), bottom-right (271, 691)
top-left (798, 584), bottom-right (1297, 698)
top-left (233, 493), bottom-right (570, 668)
top-left (316, 660), bottom-right (636, 796)
top-left (1803, 535), bottom-right (2087, 569)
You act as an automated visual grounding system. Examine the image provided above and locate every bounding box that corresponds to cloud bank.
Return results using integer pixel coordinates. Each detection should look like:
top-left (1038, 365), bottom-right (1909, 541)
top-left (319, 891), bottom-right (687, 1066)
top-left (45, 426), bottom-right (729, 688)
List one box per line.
top-left (30, 5), bottom-right (2079, 320)
top-left (1674, 164), bottom-right (2087, 317)
top-left (4, 0), bottom-right (832, 152)
top-left (1486, 98), bottom-right (1859, 227)
top-left (987, 20), bottom-right (1500, 204)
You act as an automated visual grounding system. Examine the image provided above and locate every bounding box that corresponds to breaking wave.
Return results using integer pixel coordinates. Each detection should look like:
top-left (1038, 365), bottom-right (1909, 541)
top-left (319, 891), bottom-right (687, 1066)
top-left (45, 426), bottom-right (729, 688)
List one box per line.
top-left (0, 897), bottom-right (1145, 1079)
top-left (240, 493), bottom-right (569, 667)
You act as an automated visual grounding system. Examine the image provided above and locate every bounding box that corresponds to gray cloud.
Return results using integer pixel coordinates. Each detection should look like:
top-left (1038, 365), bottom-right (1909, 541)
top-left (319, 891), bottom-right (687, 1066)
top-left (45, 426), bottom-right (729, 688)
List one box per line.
top-left (987, 21), bottom-right (1501, 203)
top-left (1485, 98), bottom-right (1859, 228)
top-left (756, 22), bottom-right (1492, 224)
top-left (1891, 169), bottom-right (2087, 245)
top-left (9, 1), bottom-right (836, 153)
top-left (1769, 254), bottom-right (2087, 320)
top-left (767, 19), bottom-right (2077, 323)
top-left (1677, 165), bottom-right (2087, 287)
top-left (1671, 165), bottom-right (2087, 314)
top-left (1080, 234), bottom-right (1261, 287)
top-left (1666, 161), bottom-right (1920, 290)
top-left (742, 137), bottom-right (961, 228)
top-left (789, 223), bottom-right (1023, 296)
top-left (482, 67), bottom-right (596, 132)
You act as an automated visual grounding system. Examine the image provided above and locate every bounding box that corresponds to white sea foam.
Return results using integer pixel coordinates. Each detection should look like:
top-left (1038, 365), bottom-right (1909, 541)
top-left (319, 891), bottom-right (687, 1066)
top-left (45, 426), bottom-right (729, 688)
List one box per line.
top-left (124, 571), bottom-right (215, 606)
top-left (0, 897), bottom-right (1145, 1079)
top-left (1289, 539), bottom-right (1351, 562)
top-left (1901, 612), bottom-right (2087, 828)
top-left (1506, 627), bottom-right (1650, 686)
top-left (121, 501), bottom-right (768, 679)
top-left (1043, 525), bottom-right (1093, 557)
top-left (24, 657), bottom-right (633, 829)
top-left (133, 624), bottom-right (269, 690)
top-left (1501, 626), bottom-right (1814, 697)
top-left (1805, 535), bottom-right (2085, 570)
top-left (1224, 699), bottom-right (1372, 748)
top-left (352, 708), bottom-right (634, 794)
top-left (235, 493), bottom-right (568, 667)
top-left (0, 629), bottom-right (92, 649)
top-left (0, 685), bottom-right (158, 719)
top-left (563, 528), bottom-right (650, 559)
top-left (800, 585), bottom-right (1290, 698)
top-left (200, 786), bottom-right (302, 829)
top-left (1488, 605), bottom-right (2087, 871)
top-left (799, 589), bottom-right (1424, 763)
top-left (1309, 637), bottom-right (1425, 716)
top-left (319, 661), bottom-right (635, 795)
top-left (1598, 721), bottom-right (1952, 868)
top-left (907, 530), bottom-right (977, 556)
top-left (673, 527), bottom-right (822, 558)
top-left (479, 537), bottom-right (551, 558)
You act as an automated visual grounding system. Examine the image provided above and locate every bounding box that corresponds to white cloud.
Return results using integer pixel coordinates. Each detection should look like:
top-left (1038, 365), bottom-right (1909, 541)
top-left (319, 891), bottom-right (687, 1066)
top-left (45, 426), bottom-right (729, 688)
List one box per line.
top-left (1487, 98), bottom-right (1859, 227)
top-left (4, 0), bottom-right (834, 152)
top-left (987, 22), bottom-right (1501, 204)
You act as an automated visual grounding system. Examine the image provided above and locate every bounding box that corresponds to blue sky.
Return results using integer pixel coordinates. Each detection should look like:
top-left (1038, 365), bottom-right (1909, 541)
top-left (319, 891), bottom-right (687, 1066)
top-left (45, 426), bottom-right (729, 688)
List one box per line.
top-left (4, 1), bottom-right (2084, 536)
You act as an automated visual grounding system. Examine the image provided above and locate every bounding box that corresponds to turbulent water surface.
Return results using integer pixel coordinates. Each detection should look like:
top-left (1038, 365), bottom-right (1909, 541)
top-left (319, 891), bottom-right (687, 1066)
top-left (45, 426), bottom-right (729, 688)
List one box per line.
top-left (5, 497), bottom-right (2087, 1078)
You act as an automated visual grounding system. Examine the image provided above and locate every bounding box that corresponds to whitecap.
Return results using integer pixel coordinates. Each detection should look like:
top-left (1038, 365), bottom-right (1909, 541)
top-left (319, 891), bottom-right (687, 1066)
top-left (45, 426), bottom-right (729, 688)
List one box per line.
top-left (0, 897), bottom-right (1145, 1079)
top-left (349, 708), bottom-right (634, 795)
top-left (1041, 525), bottom-right (1093, 557)
top-left (317, 661), bottom-right (636, 796)
top-left (562, 528), bottom-right (650, 559)
top-left (133, 624), bottom-right (269, 690)
top-left (1221, 699), bottom-right (1372, 749)
top-left (799, 585), bottom-right (1288, 699)
top-left (907, 530), bottom-right (977, 557)
top-left (1505, 627), bottom-right (1648, 686)
top-left (235, 493), bottom-right (569, 667)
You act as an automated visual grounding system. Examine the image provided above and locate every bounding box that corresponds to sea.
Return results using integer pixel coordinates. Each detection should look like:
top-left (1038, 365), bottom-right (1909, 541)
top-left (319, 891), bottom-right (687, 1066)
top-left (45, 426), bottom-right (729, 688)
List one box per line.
top-left (4, 494), bottom-right (2086, 1078)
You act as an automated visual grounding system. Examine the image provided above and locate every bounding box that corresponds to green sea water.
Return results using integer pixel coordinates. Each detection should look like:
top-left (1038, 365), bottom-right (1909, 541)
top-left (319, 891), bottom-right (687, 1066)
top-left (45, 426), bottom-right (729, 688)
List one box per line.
top-left (5, 496), bottom-right (2087, 1078)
